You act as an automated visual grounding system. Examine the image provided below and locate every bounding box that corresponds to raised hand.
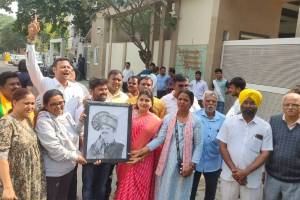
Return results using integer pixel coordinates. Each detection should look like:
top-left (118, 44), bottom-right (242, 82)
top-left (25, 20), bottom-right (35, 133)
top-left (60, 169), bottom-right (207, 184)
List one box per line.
top-left (27, 15), bottom-right (40, 41)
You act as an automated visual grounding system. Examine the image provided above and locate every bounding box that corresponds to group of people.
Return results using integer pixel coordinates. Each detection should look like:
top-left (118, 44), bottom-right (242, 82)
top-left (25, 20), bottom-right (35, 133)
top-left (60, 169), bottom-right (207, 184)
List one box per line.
top-left (0, 19), bottom-right (300, 200)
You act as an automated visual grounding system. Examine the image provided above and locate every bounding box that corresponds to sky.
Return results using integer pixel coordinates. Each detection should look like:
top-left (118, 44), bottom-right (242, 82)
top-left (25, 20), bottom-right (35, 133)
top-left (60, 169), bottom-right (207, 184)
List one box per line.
top-left (0, 1), bottom-right (18, 18)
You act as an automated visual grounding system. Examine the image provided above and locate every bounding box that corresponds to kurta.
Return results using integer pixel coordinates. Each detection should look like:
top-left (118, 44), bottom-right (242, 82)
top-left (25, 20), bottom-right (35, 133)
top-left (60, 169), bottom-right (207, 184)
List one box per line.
top-left (147, 114), bottom-right (202, 200)
top-left (0, 115), bottom-right (46, 200)
top-left (114, 111), bottom-right (162, 200)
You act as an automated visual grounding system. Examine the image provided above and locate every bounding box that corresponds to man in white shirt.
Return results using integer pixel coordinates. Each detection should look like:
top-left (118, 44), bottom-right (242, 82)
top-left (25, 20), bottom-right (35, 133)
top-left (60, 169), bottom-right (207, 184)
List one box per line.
top-left (26, 19), bottom-right (87, 120)
top-left (226, 77), bottom-right (246, 118)
top-left (161, 74), bottom-right (200, 115)
top-left (190, 71), bottom-right (208, 108)
top-left (122, 62), bottom-right (134, 92)
top-left (217, 89), bottom-right (273, 200)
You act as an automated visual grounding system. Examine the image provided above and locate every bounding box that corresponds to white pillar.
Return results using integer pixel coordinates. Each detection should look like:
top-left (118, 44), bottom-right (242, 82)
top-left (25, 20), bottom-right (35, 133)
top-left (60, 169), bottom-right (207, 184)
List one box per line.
top-left (296, 6), bottom-right (300, 37)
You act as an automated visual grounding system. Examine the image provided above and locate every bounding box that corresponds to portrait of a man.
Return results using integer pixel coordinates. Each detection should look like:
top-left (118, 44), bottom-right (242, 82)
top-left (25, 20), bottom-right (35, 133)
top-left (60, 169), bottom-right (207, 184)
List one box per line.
top-left (87, 111), bottom-right (124, 159)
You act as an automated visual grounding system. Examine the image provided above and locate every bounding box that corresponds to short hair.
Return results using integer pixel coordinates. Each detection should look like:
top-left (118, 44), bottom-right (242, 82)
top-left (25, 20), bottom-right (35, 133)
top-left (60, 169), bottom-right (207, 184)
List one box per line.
top-left (229, 77), bottom-right (246, 90)
top-left (128, 75), bottom-right (139, 82)
top-left (108, 69), bottom-right (122, 79)
top-left (160, 66), bottom-right (166, 70)
top-left (12, 88), bottom-right (33, 102)
top-left (289, 85), bottom-right (300, 95)
top-left (177, 89), bottom-right (194, 105)
top-left (195, 71), bottom-right (201, 76)
top-left (214, 68), bottom-right (222, 73)
top-left (150, 62), bottom-right (156, 67)
top-left (138, 76), bottom-right (153, 85)
top-left (169, 67), bottom-right (175, 74)
top-left (125, 62), bottom-right (130, 66)
top-left (43, 89), bottom-right (64, 106)
top-left (89, 78), bottom-right (108, 90)
top-left (52, 58), bottom-right (71, 68)
top-left (0, 71), bottom-right (19, 86)
top-left (174, 74), bottom-right (188, 83)
top-left (18, 59), bottom-right (27, 72)
top-left (203, 90), bottom-right (218, 101)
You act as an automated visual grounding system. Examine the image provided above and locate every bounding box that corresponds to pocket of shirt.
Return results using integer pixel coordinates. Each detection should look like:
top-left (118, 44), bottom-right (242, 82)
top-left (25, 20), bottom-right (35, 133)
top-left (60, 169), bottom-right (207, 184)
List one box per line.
top-left (248, 136), bottom-right (263, 153)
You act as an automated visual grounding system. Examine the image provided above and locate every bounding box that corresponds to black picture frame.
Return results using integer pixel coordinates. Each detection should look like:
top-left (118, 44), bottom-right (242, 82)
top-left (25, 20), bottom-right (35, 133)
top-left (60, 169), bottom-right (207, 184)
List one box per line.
top-left (83, 101), bottom-right (132, 163)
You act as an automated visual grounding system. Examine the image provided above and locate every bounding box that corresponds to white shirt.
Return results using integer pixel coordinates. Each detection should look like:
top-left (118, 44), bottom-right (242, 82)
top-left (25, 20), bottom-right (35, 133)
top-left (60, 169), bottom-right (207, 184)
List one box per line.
top-left (161, 91), bottom-right (201, 115)
top-left (122, 68), bottom-right (134, 83)
top-left (226, 99), bottom-right (241, 118)
top-left (26, 44), bottom-right (87, 119)
top-left (217, 114), bottom-right (273, 188)
top-left (190, 79), bottom-right (208, 100)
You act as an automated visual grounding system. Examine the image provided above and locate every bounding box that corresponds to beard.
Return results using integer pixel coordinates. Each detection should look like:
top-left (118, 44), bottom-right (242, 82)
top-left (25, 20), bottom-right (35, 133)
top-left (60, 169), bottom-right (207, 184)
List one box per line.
top-left (241, 108), bottom-right (257, 118)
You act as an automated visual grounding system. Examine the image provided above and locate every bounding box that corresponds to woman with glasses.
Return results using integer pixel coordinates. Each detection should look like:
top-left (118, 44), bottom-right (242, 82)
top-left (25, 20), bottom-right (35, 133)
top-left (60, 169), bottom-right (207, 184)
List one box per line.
top-left (0, 88), bottom-right (46, 200)
top-left (35, 89), bottom-right (87, 200)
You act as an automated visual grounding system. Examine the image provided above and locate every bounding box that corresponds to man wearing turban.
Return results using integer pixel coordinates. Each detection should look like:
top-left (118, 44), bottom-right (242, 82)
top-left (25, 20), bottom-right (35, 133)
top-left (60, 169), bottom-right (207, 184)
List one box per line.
top-left (217, 88), bottom-right (273, 200)
top-left (88, 111), bottom-right (124, 159)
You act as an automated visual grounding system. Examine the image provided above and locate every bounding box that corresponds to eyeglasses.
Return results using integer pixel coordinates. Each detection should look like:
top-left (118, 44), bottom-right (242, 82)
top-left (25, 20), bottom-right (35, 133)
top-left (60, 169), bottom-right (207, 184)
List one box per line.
top-left (49, 101), bottom-right (65, 107)
top-left (177, 84), bottom-right (189, 88)
top-left (283, 104), bottom-right (300, 109)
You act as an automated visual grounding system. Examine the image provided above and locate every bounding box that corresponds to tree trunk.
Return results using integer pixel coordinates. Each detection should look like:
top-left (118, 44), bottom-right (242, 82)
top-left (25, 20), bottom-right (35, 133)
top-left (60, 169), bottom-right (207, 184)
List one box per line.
top-left (138, 49), bottom-right (152, 67)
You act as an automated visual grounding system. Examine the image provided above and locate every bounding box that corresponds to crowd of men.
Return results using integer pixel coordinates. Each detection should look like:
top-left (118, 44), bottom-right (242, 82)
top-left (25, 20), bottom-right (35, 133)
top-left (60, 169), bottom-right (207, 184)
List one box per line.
top-left (0, 20), bottom-right (300, 200)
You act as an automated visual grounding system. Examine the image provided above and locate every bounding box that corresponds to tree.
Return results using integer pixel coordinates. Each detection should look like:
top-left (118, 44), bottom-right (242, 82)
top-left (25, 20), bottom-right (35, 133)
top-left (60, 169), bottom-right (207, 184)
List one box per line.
top-left (90, 0), bottom-right (170, 66)
top-left (0, 15), bottom-right (26, 52)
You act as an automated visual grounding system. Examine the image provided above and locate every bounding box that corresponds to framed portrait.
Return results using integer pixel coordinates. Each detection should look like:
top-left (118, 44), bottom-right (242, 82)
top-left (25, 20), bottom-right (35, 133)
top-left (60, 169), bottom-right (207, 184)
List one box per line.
top-left (83, 101), bottom-right (132, 163)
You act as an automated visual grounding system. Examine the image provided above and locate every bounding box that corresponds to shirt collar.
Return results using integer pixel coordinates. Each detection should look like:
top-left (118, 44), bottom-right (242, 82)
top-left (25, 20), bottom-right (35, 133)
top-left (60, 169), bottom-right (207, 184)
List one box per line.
top-left (199, 109), bottom-right (220, 121)
top-left (53, 78), bottom-right (73, 88)
top-left (282, 114), bottom-right (300, 127)
top-left (237, 113), bottom-right (258, 124)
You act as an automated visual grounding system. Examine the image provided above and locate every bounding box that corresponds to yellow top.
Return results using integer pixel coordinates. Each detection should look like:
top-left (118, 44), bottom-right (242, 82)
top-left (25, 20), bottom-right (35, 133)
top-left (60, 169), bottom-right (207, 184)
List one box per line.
top-left (0, 92), bottom-right (35, 123)
top-left (127, 96), bottom-right (166, 119)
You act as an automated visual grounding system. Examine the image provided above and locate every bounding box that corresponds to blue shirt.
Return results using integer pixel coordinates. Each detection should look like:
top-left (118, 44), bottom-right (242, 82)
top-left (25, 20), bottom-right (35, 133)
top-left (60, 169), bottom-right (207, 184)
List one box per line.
top-left (196, 109), bottom-right (225, 172)
top-left (156, 74), bottom-right (169, 91)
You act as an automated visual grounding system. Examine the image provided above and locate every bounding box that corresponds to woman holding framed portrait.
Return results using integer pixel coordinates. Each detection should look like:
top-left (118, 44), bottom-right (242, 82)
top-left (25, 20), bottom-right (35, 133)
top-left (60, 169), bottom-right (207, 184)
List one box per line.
top-left (35, 89), bottom-right (87, 200)
top-left (114, 89), bottom-right (162, 200)
top-left (132, 90), bottom-right (203, 200)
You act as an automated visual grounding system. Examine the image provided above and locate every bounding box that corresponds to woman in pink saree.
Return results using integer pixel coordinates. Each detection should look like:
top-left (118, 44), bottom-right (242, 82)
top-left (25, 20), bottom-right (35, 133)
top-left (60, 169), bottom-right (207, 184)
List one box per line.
top-left (114, 89), bottom-right (162, 200)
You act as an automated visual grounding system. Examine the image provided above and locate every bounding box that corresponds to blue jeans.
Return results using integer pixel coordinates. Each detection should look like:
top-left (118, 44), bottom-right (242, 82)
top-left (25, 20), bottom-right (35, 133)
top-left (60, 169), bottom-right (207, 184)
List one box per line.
top-left (216, 101), bottom-right (225, 114)
top-left (190, 169), bottom-right (221, 200)
top-left (82, 163), bottom-right (113, 200)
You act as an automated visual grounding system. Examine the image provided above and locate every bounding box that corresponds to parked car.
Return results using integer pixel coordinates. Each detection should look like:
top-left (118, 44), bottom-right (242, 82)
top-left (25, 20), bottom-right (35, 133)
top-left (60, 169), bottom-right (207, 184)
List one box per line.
top-left (12, 54), bottom-right (26, 66)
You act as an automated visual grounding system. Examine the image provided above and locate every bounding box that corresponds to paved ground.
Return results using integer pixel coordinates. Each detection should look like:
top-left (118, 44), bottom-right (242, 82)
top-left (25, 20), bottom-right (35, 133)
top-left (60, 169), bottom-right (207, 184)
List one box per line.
top-left (0, 60), bottom-right (221, 200)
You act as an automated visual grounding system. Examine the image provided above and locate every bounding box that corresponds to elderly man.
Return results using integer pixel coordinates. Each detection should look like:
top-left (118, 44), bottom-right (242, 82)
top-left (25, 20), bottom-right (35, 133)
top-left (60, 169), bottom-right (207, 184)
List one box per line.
top-left (217, 89), bottom-right (273, 200)
top-left (161, 74), bottom-right (200, 115)
top-left (190, 91), bottom-right (225, 200)
top-left (88, 111), bottom-right (124, 159)
top-left (264, 92), bottom-right (300, 200)
top-left (127, 76), bottom-right (166, 118)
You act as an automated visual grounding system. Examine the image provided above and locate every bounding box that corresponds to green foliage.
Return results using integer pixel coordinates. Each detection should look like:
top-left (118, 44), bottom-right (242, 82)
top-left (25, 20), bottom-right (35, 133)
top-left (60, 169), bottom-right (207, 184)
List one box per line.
top-left (0, 15), bottom-right (26, 52)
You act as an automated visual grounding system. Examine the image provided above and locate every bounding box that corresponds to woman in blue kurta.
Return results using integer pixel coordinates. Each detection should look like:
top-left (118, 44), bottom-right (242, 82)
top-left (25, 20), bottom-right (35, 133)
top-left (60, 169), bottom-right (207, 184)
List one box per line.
top-left (131, 90), bottom-right (202, 200)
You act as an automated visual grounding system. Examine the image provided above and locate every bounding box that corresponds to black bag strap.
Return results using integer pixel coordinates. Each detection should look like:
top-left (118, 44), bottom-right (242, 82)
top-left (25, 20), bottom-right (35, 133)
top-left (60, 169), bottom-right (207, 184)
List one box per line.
top-left (174, 120), bottom-right (182, 163)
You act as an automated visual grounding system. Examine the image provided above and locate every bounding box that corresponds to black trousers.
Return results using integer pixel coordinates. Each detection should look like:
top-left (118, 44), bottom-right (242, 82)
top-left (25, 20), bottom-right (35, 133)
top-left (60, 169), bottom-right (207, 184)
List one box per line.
top-left (46, 170), bottom-right (74, 200)
top-left (190, 169), bottom-right (221, 200)
top-left (67, 166), bottom-right (78, 200)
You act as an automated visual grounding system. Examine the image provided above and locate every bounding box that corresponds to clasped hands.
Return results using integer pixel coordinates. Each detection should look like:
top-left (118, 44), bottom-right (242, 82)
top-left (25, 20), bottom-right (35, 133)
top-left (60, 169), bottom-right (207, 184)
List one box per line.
top-left (231, 168), bottom-right (249, 185)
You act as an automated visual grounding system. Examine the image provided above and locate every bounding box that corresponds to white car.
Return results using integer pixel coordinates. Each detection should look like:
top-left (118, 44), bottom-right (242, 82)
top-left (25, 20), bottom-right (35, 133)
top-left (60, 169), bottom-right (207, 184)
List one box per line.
top-left (12, 54), bottom-right (26, 66)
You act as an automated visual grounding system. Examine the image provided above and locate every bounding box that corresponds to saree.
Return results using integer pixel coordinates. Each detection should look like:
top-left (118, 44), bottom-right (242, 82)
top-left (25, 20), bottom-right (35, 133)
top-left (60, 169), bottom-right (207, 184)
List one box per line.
top-left (114, 110), bottom-right (162, 200)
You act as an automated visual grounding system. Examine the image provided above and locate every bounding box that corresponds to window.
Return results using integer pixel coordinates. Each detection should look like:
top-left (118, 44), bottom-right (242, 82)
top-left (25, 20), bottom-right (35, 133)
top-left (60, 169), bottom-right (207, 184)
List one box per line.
top-left (94, 47), bottom-right (99, 65)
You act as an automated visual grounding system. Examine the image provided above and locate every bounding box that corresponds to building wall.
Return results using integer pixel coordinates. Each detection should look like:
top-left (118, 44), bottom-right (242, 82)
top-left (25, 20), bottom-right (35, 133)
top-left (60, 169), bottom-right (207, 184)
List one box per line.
top-left (177, 0), bottom-right (214, 45)
top-left (105, 40), bottom-right (172, 76)
top-left (206, 0), bottom-right (283, 84)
